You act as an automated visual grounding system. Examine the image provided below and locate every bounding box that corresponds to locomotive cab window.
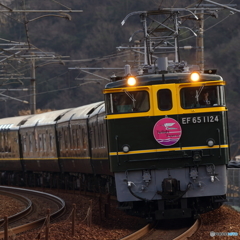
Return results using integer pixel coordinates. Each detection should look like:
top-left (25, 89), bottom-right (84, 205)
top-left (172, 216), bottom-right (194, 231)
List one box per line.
top-left (157, 89), bottom-right (172, 111)
top-left (106, 90), bottom-right (149, 114)
top-left (181, 85), bottom-right (226, 109)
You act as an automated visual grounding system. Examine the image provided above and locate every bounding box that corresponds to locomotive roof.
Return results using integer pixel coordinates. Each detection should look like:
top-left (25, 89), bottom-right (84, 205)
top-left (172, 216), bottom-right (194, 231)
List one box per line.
top-left (0, 115), bottom-right (31, 131)
top-left (20, 108), bottom-right (72, 128)
top-left (105, 72), bottom-right (223, 89)
top-left (57, 101), bottom-right (104, 123)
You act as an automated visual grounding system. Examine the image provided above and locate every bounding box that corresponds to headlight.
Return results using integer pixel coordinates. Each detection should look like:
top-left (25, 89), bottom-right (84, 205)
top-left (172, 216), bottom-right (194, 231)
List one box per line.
top-left (190, 72), bottom-right (200, 82)
top-left (122, 145), bottom-right (130, 153)
top-left (207, 138), bottom-right (215, 147)
top-left (127, 76), bottom-right (137, 86)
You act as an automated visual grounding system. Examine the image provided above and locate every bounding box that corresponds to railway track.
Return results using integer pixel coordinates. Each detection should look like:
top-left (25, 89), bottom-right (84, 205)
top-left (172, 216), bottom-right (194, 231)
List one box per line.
top-left (0, 186), bottom-right (65, 239)
top-left (0, 190), bottom-right (32, 225)
top-left (121, 218), bottom-right (201, 240)
top-left (0, 185), bottom-right (202, 239)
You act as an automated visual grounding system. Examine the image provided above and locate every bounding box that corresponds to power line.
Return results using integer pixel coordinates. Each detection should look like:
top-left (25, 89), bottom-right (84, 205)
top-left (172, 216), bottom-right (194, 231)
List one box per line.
top-left (158, 0), bottom-right (164, 9)
top-left (51, 0), bottom-right (72, 10)
top-left (178, 10), bottom-right (235, 43)
top-left (0, 12), bottom-right (24, 24)
top-left (38, 71), bottom-right (69, 85)
top-left (204, 11), bottom-right (235, 31)
top-left (6, 50), bottom-right (130, 79)
top-left (171, 0), bottom-right (180, 8)
top-left (19, 81), bottom-right (99, 99)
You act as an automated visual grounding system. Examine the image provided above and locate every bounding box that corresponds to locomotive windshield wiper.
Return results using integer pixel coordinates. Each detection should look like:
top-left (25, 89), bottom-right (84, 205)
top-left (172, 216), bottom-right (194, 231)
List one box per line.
top-left (124, 89), bottom-right (136, 108)
top-left (195, 84), bottom-right (205, 102)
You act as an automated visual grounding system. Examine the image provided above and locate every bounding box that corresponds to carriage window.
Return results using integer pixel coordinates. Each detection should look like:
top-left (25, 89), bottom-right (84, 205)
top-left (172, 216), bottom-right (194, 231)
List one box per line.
top-left (157, 89), bottom-right (172, 111)
top-left (64, 130), bottom-right (68, 149)
top-left (82, 128), bottom-right (87, 150)
top-left (106, 91), bottom-right (149, 114)
top-left (181, 86), bottom-right (226, 109)
top-left (35, 132), bottom-right (38, 151)
top-left (29, 134), bottom-right (33, 152)
top-left (43, 134), bottom-right (47, 152)
top-left (93, 125), bottom-right (96, 148)
top-left (39, 134), bottom-right (43, 151)
top-left (50, 134), bottom-right (54, 151)
top-left (99, 124), bottom-right (104, 147)
top-left (70, 128), bottom-right (73, 150)
top-left (72, 129), bottom-right (76, 150)
top-left (23, 135), bottom-right (27, 152)
top-left (4, 134), bottom-right (7, 152)
top-left (76, 129), bottom-right (80, 150)
top-left (0, 133), bottom-right (3, 152)
top-left (7, 135), bottom-right (11, 153)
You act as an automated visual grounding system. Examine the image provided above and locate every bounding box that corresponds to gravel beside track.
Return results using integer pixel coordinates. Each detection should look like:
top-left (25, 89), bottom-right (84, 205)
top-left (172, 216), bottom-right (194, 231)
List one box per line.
top-left (0, 195), bottom-right (25, 219)
top-left (4, 189), bottom-right (146, 240)
top-left (188, 205), bottom-right (240, 240)
top-left (1, 189), bottom-right (240, 240)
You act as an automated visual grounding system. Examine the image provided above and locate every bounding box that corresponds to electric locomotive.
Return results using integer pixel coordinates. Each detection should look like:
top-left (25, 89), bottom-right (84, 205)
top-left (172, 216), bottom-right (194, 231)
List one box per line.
top-left (102, 8), bottom-right (230, 220)
top-left (104, 66), bottom-right (229, 219)
top-left (0, 8), bottom-right (230, 221)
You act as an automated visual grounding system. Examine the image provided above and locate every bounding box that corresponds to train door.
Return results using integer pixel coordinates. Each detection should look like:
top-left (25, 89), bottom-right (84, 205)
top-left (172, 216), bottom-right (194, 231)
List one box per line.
top-left (151, 84), bottom-right (178, 116)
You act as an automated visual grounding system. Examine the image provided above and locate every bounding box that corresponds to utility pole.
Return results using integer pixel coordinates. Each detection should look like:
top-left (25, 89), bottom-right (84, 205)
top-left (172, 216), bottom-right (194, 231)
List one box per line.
top-left (0, 5), bottom-right (83, 114)
top-left (141, 13), bottom-right (150, 65)
top-left (196, 11), bottom-right (204, 73)
top-left (20, 53), bottom-right (69, 115)
top-left (30, 58), bottom-right (36, 114)
top-left (174, 12), bottom-right (179, 63)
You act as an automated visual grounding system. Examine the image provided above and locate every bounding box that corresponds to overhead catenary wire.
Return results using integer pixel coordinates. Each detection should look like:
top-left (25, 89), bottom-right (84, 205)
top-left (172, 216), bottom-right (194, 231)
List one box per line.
top-left (18, 81), bottom-right (99, 99)
top-left (51, 0), bottom-right (72, 10)
top-left (171, 0), bottom-right (180, 8)
top-left (0, 92), bottom-right (28, 103)
top-left (38, 70), bottom-right (69, 85)
top-left (0, 2), bottom-right (87, 110)
top-left (178, 10), bottom-right (235, 43)
top-left (0, 11), bottom-right (24, 24)
top-left (204, 10), bottom-right (235, 31)
top-left (185, 0), bottom-right (204, 9)
top-left (0, 3), bottom-right (12, 11)
top-left (0, 37), bottom-right (28, 45)
top-left (158, 0), bottom-right (164, 9)
top-left (3, 0), bottom-right (239, 109)
top-left (6, 49), bottom-right (131, 77)
top-left (52, 50), bottom-right (133, 63)
top-left (130, 0), bottom-right (238, 49)
top-left (3, 44), bottom-right (131, 76)
top-left (154, 1), bottom-right (237, 47)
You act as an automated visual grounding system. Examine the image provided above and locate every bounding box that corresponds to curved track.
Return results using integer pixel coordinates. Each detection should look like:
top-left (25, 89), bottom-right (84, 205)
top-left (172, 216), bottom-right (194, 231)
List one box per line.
top-left (0, 186), bottom-right (65, 238)
top-left (121, 219), bottom-right (201, 240)
top-left (173, 219), bottom-right (201, 240)
top-left (0, 190), bottom-right (32, 224)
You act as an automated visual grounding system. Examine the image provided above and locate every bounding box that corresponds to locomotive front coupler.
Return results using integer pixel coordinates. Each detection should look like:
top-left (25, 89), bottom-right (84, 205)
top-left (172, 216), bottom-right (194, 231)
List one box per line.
top-left (157, 178), bottom-right (192, 202)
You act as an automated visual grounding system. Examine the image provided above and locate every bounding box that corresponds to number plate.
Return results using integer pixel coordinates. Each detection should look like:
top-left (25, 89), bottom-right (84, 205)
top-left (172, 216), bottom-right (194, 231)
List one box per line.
top-left (181, 115), bottom-right (219, 124)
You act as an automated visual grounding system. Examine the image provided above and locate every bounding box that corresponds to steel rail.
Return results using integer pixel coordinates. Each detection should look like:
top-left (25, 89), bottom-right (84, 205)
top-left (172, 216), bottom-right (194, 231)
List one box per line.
top-left (120, 218), bottom-right (201, 240)
top-left (0, 186), bottom-right (65, 238)
top-left (0, 190), bottom-right (32, 224)
top-left (120, 223), bottom-right (153, 240)
top-left (173, 218), bottom-right (201, 240)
